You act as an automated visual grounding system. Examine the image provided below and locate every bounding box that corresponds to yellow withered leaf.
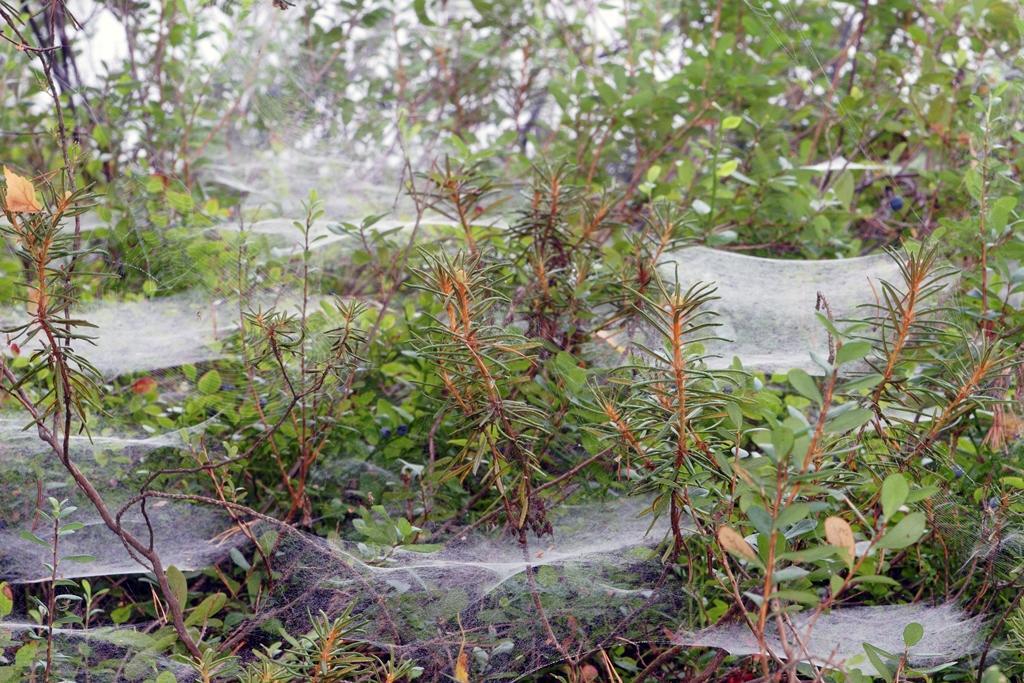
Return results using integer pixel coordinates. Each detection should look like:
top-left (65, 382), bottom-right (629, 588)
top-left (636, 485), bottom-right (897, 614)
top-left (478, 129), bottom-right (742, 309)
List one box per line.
top-left (824, 516), bottom-right (856, 566)
top-left (717, 525), bottom-right (758, 562)
top-left (454, 649), bottom-right (470, 683)
top-left (3, 167), bottom-right (42, 213)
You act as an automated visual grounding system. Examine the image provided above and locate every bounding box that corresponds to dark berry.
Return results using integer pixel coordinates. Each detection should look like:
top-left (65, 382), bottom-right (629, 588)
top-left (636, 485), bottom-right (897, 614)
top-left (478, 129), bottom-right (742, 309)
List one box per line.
top-left (952, 465), bottom-right (964, 478)
top-left (889, 196), bottom-right (904, 211)
top-left (396, 424), bottom-right (408, 436)
top-left (988, 496), bottom-right (1000, 510)
top-left (380, 427), bottom-right (392, 439)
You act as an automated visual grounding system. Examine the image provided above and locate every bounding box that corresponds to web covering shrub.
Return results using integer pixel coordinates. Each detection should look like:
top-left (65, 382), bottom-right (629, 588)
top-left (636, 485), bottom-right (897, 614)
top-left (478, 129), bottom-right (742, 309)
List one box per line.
top-left (0, 1), bottom-right (1023, 682)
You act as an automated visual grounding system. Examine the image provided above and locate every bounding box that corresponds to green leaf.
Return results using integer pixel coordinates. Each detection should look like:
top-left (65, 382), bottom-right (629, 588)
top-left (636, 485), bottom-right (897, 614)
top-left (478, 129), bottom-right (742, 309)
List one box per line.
top-left (771, 426), bottom-right (794, 460)
top-left (840, 373), bottom-right (883, 393)
top-left (19, 531), bottom-right (50, 548)
top-left (413, 0), bottom-right (435, 25)
top-left (165, 565), bottom-right (188, 608)
top-left (93, 124), bottom-right (110, 147)
top-left (725, 401), bottom-right (743, 430)
top-left (833, 172), bottom-right (854, 206)
top-left (880, 473), bottom-right (909, 522)
top-left (185, 592), bottom-right (227, 627)
top-left (197, 369), bottom-right (221, 395)
top-left (906, 484), bottom-right (939, 503)
top-left (399, 543), bottom-right (444, 553)
top-left (876, 512), bottom-right (926, 550)
top-left (166, 190), bottom-right (194, 213)
top-left (903, 622), bottom-right (924, 648)
top-left (14, 641), bottom-right (38, 668)
top-left (62, 554), bottom-right (96, 564)
top-left (0, 582), bottom-right (11, 618)
top-left (849, 574), bottom-right (900, 587)
top-left (836, 340), bottom-right (872, 366)
top-left (779, 545), bottom-right (836, 563)
top-left (722, 115), bottom-right (742, 129)
top-left (826, 407), bottom-right (873, 433)
top-left (769, 589), bottom-right (819, 606)
top-left (787, 368), bottom-right (822, 405)
top-left (988, 196), bottom-right (1017, 232)
top-left (862, 642), bottom-right (893, 682)
top-left (716, 159), bottom-right (738, 177)
top-left (746, 506), bottom-right (773, 536)
top-left (229, 547), bottom-right (251, 571)
top-left (981, 665), bottom-right (1010, 683)
top-left (110, 605), bottom-right (132, 624)
top-left (965, 167), bottom-right (983, 200)
top-left (774, 502), bottom-right (810, 530)
top-left (771, 565), bottom-right (809, 583)
top-left (554, 351), bottom-right (586, 391)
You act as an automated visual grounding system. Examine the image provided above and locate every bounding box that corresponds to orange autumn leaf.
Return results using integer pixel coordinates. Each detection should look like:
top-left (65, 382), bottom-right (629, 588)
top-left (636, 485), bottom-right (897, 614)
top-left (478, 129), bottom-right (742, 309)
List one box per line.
top-left (454, 649), bottom-right (470, 683)
top-left (3, 166), bottom-right (42, 213)
top-left (132, 376), bottom-right (158, 395)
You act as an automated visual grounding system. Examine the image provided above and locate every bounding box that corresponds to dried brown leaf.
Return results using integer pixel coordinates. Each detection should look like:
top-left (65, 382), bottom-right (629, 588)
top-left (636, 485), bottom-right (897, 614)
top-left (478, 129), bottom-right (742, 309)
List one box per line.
top-left (824, 516), bottom-right (856, 566)
top-left (717, 525), bottom-right (758, 562)
top-left (3, 167), bottom-right (42, 213)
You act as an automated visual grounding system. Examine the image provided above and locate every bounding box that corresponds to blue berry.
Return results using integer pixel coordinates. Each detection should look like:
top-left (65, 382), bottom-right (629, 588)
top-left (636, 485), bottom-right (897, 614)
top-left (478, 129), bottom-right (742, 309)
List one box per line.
top-left (889, 196), bottom-right (904, 211)
top-left (396, 424), bottom-right (408, 436)
top-left (952, 465), bottom-right (964, 478)
top-left (988, 496), bottom-right (1000, 510)
top-left (380, 427), bottom-right (392, 439)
